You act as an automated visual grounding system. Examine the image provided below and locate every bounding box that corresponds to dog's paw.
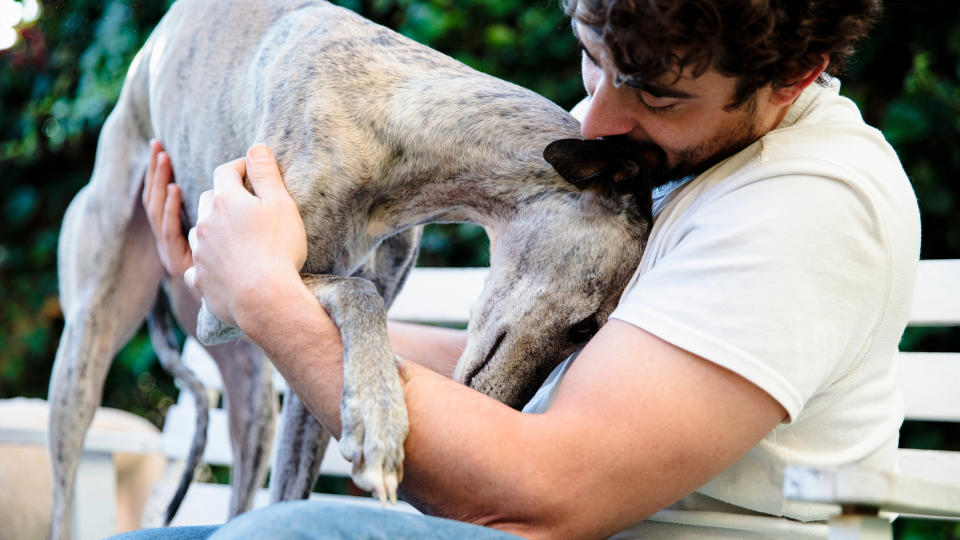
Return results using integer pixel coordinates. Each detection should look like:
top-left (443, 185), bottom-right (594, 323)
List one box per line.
top-left (338, 376), bottom-right (408, 505)
top-left (195, 303), bottom-right (244, 345)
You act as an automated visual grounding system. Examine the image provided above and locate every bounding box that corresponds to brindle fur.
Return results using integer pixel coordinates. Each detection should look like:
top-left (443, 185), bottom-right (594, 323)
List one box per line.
top-left (48, 1), bottom-right (651, 537)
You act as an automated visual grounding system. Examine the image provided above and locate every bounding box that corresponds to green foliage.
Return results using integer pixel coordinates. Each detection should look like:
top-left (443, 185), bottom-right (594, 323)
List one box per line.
top-left (894, 517), bottom-right (960, 540)
top-left (336, 0), bottom-right (582, 108)
top-left (841, 2), bottom-right (960, 259)
top-left (0, 0), bottom-right (175, 419)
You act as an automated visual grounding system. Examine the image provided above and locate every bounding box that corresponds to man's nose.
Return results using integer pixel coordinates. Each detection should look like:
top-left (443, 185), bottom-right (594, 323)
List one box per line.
top-left (580, 75), bottom-right (638, 140)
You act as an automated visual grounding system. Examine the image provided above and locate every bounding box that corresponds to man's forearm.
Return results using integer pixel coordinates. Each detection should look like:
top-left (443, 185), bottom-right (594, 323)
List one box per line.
top-left (235, 271), bottom-right (347, 436)
top-left (397, 363), bottom-right (562, 537)
top-left (232, 272), bottom-right (566, 535)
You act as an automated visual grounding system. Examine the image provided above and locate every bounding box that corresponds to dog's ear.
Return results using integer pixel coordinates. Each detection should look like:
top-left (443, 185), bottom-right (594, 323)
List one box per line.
top-left (544, 138), bottom-right (652, 224)
top-left (543, 138), bottom-right (641, 188)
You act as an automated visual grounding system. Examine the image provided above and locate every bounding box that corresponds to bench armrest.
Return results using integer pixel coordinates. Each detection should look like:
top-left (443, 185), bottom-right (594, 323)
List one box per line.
top-left (784, 464), bottom-right (960, 518)
top-left (0, 425), bottom-right (163, 455)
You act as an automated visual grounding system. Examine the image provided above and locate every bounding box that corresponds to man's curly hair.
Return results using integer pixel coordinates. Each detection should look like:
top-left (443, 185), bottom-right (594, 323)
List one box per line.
top-left (565, 0), bottom-right (882, 108)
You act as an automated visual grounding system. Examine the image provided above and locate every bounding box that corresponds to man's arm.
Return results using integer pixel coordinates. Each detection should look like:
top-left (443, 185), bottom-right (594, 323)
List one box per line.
top-left (398, 321), bottom-right (787, 539)
top-left (241, 281), bottom-right (786, 539)
top-left (184, 145), bottom-right (787, 539)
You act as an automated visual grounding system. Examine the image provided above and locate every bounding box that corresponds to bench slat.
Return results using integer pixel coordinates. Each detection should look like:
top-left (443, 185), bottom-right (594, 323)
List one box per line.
top-left (897, 352), bottom-right (960, 422)
top-left (909, 259), bottom-right (960, 326)
top-left (898, 448), bottom-right (960, 486)
top-left (0, 425), bottom-right (162, 456)
top-left (164, 404), bottom-right (352, 477)
top-left (387, 267), bottom-right (487, 323)
top-left (784, 457), bottom-right (960, 518)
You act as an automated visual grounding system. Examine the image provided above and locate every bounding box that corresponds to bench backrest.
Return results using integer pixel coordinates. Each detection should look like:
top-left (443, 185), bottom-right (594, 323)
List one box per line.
top-left (897, 259), bottom-right (960, 423)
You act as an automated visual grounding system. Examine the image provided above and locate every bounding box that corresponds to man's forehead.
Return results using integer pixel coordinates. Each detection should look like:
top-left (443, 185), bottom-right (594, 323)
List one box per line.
top-left (574, 22), bottom-right (701, 93)
top-left (573, 19), bottom-right (728, 97)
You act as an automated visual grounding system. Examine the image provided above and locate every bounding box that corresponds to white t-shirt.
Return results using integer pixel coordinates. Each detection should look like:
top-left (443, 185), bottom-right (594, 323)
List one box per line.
top-left (524, 77), bottom-right (921, 539)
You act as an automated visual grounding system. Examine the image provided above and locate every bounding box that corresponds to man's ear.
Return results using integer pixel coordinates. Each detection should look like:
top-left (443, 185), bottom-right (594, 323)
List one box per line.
top-left (543, 138), bottom-right (640, 188)
top-left (770, 55), bottom-right (829, 106)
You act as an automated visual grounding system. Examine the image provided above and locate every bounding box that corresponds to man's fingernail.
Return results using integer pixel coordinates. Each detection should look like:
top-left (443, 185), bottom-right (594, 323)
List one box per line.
top-left (249, 144), bottom-right (270, 160)
top-left (184, 267), bottom-right (196, 290)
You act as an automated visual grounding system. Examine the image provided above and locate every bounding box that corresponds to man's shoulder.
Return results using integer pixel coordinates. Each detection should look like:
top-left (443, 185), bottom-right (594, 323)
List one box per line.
top-left (755, 80), bottom-right (904, 182)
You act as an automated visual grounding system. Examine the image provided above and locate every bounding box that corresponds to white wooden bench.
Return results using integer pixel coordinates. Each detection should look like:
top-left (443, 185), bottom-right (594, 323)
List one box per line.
top-left (783, 258), bottom-right (960, 538)
top-left (2, 262), bottom-right (958, 539)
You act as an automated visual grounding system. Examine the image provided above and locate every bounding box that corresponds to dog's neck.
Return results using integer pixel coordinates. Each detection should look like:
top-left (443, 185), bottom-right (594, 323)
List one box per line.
top-left (342, 147), bottom-right (578, 271)
top-left (310, 79), bottom-right (584, 274)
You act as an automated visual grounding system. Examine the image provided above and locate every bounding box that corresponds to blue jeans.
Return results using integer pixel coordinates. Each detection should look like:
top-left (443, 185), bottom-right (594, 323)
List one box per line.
top-left (107, 500), bottom-right (523, 539)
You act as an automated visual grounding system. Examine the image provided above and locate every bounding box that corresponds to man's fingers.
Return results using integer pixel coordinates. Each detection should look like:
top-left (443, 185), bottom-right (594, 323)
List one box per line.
top-left (212, 158), bottom-right (247, 196)
top-left (197, 189), bottom-right (213, 221)
top-left (151, 144), bottom-right (170, 201)
top-left (162, 184), bottom-right (188, 247)
top-left (188, 226), bottom-right (199, 253)
top-left (143, 140), bottom-right (159, 207)
top-left (144, 144), bottom-right (174, 235)
top-left (184, 266), bottom-right (198, 293)
top-left (143, 141), bottom-right (163, 220)
top-left (208, 147), bottom-right (287, 202)
top-left (245, 144), bottom-right (288, 200)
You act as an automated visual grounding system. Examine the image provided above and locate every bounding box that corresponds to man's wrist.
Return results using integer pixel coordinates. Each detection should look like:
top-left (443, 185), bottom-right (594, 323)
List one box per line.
top-left (231, 266), bottom-right (346, 435)
top-left (233, 265), bottom-right (319, 335)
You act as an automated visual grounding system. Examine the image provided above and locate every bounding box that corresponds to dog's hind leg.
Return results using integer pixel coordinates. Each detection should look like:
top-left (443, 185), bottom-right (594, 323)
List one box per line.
top-left (269, 393), bottom-right (331, 502)
top-left (268, 228), bottom-right (421, 503)
top-left (358, 227), bottom-right (423, 309)
top-left (205, 339), bottom-right (277, 517)
top-left (48, 102), bottom-right (162, 539)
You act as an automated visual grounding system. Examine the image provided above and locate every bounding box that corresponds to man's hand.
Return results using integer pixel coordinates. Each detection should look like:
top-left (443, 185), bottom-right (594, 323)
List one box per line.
top-left (185, 144), bottom-right (308, 328)
top-left (142, 140), bottom-right (193, 283)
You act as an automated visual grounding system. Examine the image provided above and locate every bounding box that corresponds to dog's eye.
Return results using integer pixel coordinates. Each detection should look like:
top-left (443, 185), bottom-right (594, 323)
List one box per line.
top-left (567, 317), bottom-right (599, 344)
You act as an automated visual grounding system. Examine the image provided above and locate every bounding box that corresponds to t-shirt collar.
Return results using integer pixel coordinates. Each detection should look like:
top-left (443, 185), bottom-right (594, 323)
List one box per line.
top-left (778, 74), bottom-right (840, 129)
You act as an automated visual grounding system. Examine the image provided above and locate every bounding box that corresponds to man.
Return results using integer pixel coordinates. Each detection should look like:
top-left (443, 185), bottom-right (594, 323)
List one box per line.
top-left (129, 0), bottom-right (919, 538)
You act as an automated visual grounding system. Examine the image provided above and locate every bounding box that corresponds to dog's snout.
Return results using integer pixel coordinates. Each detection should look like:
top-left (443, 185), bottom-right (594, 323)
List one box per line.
top-left (464, 329), bottom-right (507, 388)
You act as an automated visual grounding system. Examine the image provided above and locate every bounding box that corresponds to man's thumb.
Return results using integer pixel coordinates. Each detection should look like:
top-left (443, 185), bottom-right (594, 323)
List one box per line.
top-left (245, 144), bottom-right (286, 199)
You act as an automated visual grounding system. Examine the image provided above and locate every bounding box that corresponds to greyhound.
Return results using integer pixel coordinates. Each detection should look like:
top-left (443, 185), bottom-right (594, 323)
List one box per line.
top-left (47, 0), bottom-right (653, 537)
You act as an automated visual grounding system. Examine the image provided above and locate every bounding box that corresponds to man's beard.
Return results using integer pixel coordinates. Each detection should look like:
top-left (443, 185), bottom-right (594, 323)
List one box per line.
top-left (616, 102), bottom-right (765, 187)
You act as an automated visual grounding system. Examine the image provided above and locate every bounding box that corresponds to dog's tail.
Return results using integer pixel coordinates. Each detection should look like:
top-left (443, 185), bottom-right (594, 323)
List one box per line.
top-left (147, 291), bottom-right (209, 526)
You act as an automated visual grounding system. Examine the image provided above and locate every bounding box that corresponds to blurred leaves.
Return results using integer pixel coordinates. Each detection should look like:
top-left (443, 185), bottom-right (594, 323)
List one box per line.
top-left (0, 0), bottom-right (173, 418)
top-left (843, 1), bottom-right (960, 259)
top-left (418, 223), bottom-right (490, 267)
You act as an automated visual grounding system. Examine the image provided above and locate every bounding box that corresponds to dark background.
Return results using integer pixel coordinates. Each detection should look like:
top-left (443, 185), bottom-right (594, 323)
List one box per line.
top-left (1, 2), bottom-right (957, 537)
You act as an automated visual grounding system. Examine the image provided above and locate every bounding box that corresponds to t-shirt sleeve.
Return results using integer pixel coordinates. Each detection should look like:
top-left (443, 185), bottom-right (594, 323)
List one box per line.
top-left (610, 173), bottom-right (889, 421)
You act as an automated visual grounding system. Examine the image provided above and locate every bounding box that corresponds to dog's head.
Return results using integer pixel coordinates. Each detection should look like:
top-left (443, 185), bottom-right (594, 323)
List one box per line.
top-left (452, 137), bottom-right (653, 409)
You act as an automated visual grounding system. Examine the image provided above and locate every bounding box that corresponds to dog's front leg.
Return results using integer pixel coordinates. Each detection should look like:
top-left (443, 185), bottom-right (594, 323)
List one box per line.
top-left (195, 300), bottom-right (244, 345)
top-left (301, 274), bottom-right (408, 504)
